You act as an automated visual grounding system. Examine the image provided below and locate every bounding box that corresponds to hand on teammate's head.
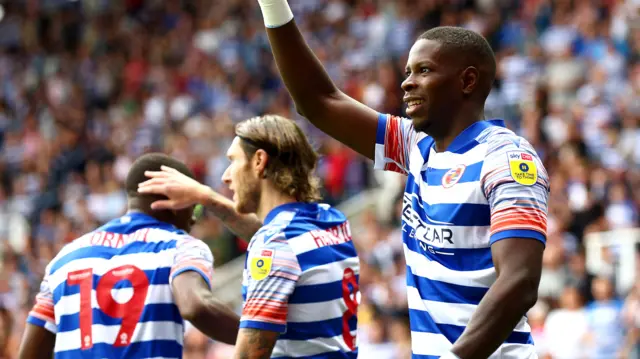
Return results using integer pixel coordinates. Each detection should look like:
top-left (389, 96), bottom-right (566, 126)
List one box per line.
top-left (137, 166), bottom-right (210, 211)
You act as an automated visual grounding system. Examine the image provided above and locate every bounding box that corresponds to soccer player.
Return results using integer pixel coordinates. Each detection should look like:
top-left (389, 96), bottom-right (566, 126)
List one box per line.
top-left (254, 1), bottom-right (550, 358)
top-left (138, 115), bottom-right (360, 359)
top-left (18, 153), bottom-right (240, 359)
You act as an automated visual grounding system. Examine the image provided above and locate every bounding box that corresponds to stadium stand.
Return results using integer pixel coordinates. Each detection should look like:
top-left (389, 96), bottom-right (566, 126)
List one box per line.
top-left (0, 0), bottom-right (638, 358)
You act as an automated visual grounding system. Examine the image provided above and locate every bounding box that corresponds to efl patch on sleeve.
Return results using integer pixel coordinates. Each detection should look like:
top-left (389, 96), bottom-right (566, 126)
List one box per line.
top-left (250, 249), bottom-right (274, 281)
top-left (507, 151), bottom-right (537, 186)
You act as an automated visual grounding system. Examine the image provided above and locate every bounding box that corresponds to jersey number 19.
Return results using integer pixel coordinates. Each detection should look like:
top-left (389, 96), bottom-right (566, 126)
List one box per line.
top-left (66, 265), bottom-right (150, 349)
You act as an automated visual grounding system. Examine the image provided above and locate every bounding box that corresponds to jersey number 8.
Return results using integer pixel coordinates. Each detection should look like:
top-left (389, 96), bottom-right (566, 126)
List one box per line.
top-left (67, 265), bottom-right (150, 349)
top-left (341, 267), bottom-right (359, 351)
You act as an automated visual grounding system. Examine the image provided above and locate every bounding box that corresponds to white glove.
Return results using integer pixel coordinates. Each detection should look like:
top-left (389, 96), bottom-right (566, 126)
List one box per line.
top-left (257, 0), bottom-right (294, 28)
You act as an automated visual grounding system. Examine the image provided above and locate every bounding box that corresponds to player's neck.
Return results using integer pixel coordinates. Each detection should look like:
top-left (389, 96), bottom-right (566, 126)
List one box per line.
top-left (256, 183), bottom-right (296, 223)
top-left (433, 108), bottom-right (484, 152)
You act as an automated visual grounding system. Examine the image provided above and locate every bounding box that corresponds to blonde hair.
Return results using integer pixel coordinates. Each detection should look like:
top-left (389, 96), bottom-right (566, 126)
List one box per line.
top-left (235, 115), bottom-right (322, 203)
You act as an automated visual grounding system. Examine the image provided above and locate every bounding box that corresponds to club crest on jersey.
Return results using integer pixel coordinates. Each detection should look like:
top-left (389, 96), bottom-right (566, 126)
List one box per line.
top-left (250, 249), bottom-right (274, 281)
top-left (507, 151), bottom-right (537, 186)
top-left (442, 164), bottom-right (466, 188)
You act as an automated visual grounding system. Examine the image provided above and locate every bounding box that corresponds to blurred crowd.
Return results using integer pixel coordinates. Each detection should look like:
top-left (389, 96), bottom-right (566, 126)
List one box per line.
top-left (0, 0), bottom-right (639, 358)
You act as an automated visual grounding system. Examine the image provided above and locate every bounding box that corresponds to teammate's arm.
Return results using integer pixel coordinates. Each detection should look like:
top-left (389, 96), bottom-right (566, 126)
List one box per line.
top-left (448, 142), bottom-right (549, 359)
top-left (259, 0), bottom-right (379, 159)
top-left (18, 268), bottom-right (57, 359)
top-left (138, 166), bottom-right (262, 241)
top-left (18, 324), bottom-right (55, 359)
top-left (170, 237), bottom-right (240, 344)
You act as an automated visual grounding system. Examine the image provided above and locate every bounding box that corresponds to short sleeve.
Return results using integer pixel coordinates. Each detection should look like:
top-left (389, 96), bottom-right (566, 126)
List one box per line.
top-left (240, 240), bottom-right (302, 333)
top-left (480, 136), bottom-right (550, 245)
top-left (373, 113), bottom-right (421, 175)
top-left (169, 236), bottom-right (215, 289)
top-left (27, 270), bottom-right (57, 334)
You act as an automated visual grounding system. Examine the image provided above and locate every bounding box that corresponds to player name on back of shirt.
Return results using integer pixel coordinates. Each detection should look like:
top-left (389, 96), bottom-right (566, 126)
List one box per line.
top-left (308, 222), bottom-right (352, 248)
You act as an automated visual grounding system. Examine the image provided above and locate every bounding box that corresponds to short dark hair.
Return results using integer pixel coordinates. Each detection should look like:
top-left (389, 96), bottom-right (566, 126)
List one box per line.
top-left (418, 26), bottom-right (496, 95)
top-left (125, 153), bottom-right (194, 197)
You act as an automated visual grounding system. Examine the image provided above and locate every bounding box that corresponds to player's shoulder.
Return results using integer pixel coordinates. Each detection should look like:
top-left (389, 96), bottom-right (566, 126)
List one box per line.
top-left (284, 203), bottom-right (348, 239)
top-left (476, 125), bottom-right (542, 162)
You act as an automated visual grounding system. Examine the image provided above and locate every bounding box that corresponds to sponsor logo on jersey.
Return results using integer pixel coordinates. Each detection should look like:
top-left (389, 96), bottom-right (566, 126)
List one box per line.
top-left (250, 249), bottom-right (274, 281)
top-left (507, 151), bottom-right (537, 186)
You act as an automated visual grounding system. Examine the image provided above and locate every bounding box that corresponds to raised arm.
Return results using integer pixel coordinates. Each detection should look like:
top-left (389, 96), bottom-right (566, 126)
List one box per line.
top-left (259, 0), bottom-right (379, 159)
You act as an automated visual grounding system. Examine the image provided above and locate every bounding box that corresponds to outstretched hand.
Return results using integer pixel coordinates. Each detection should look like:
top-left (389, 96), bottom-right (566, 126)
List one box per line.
top-left (137, 166), bottom-right (211, 210)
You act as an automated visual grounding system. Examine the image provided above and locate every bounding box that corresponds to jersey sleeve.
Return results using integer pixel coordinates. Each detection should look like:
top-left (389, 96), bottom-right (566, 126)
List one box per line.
top-left (27, 266), bottom-right (57, 334)
top-left (373, 113), bottom-right (421, 175)
top-left (169, 236), bottom-right (215, 289)
top-left (240, 239), bottom-right (302, 333)
top-left (481, 136), bottom-right (550, 245)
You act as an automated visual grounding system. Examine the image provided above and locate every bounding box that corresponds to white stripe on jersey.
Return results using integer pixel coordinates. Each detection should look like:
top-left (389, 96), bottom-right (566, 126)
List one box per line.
top-left (404, 245), bottom-right (496, 288)
top-left (54, 321), bottom-right (184, 352)
top-left (287, 298), bottom-right (346, 323)
top-left (55, 284), bottom-right (174, 312)
top-left (296, 257), bottom-right (360, 287)
top-left (420, 181), bottom-right (489, 206)
top-left (272, 333), bottom-right (357, 357)
top-left (406, 287), bottom-right (531, 332)
top-left (424, 144), bottom-right (488, 169)
top-left (48, 252), bottom-right (175, 289)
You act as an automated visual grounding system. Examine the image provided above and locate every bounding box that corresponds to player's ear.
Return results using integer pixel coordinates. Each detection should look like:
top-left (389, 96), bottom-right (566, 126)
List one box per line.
top-left (460, 66), bottom-right (479, 95)
top-left (254, 149), bottom-right (269, 178)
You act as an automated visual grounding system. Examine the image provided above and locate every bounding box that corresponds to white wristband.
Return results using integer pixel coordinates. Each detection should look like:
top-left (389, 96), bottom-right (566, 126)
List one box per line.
top-left (440, 352), bottom-right (461, 359)
top-left (257, 0), bottom-right (294, 28)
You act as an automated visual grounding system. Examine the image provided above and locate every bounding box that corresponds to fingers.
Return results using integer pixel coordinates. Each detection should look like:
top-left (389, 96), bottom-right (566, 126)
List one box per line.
top-left (143, 170), bottom-right (172, 179)
top-left (149, 199), bottom-right (178, 210)
top-left (138, 177), bottom-right (169, 189)
top-left (161, 165), bottom-right (181, 174)
top-left (137, 183), bottom-right (168, 195)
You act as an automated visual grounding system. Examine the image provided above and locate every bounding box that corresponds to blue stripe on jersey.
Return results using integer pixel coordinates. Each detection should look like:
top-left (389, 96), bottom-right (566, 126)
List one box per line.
top-left (409, 309), bottom-right (533, 345)
top-left (279, 316), bottom-right (357, 341)
top-left (422, 203), bottom-right (490, 227)
top-left (27, 316), bottom-right (47, 328)
top-left (416, 137), bottom-right (435, 160)
top-left (272, 350), bottom-right (358, 359)
top-left (446, 119), bottom-right (505, 153)
top-left (404, 239), bottom-right (494, 272)
top-left (54, 340), bottom-right (183, 359)
top-left (52, 268), bottom-right (171, 303)
top-left (295, 241), bottom-right (357, 272)
top-left (405, 174), bottom-right (490, 226)
top-left (423, 161), bottom-right (483, 184)
top-left (410, 355), bottom-right (439, 359)
top-left (288, 276), bottom-right (360, 304)
top-left (376, 113), bottom-right (387, 144)
top-left (58, 304), bottom-right (181, 332)
top-left (264, 203), bottom-right (347, 235)
top-left (49, 240), bottom-right (177, 275)
top-left (97, 213), bottom-right (185, 235)
top-left (406, 272), bottom-right (488, 306)
top-left (490, 229), bottom-right (547, 246)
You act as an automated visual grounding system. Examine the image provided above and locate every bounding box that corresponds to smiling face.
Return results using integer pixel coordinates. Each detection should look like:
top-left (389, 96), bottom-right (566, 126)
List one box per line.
top-left (401, 39), bottom-right (463, 134)
top-left (221, 137), bottom-right (261, 214)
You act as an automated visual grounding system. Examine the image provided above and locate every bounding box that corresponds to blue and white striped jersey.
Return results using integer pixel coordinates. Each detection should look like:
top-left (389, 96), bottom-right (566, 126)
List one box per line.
top-left (240, 202), bottom-right (360, 359)
top-left (27, 212), bottom-right (214, 359)
top-left (374, 113), bottom-right (550, 359)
